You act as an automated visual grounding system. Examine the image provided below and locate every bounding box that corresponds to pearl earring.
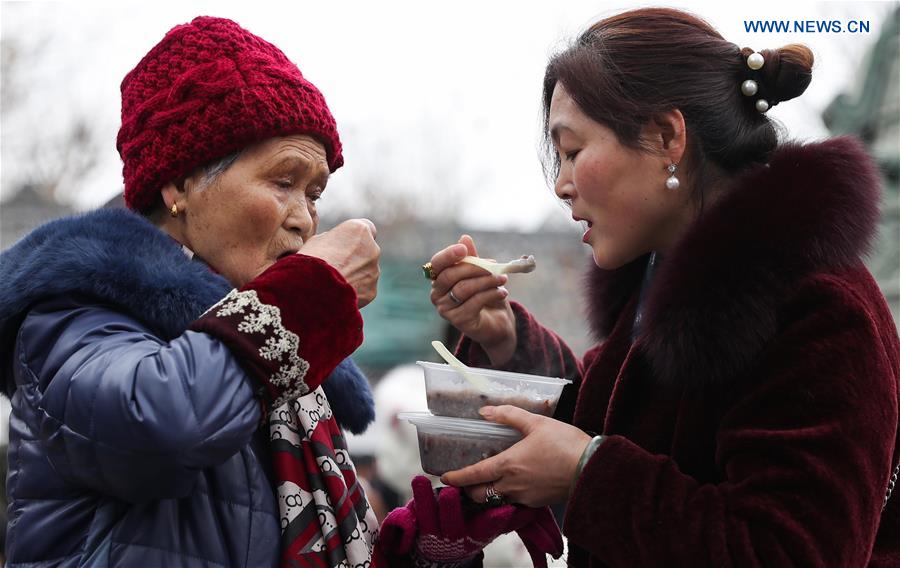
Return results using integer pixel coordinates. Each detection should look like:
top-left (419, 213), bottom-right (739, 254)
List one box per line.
top-left (665, 163), bottom-right (680, 190)
top-left (170, 203), bottom-right (179, 217)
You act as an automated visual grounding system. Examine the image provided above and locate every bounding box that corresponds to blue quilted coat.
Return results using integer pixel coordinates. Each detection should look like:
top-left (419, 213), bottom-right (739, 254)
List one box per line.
top-left (0, 209), bottom-right (375, 567)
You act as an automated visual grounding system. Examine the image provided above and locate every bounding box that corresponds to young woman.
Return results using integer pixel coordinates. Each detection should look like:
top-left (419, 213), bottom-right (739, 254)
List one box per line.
top-left (424, 7), bottom-right (900, 566)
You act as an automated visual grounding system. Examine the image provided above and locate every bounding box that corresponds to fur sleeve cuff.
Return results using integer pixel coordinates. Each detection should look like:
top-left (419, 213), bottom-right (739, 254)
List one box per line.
top-left (189, 254), bottom-right (362, 409)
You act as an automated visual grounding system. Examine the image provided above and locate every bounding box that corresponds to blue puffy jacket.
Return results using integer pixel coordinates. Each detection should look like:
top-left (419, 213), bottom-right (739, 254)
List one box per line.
top-left (0, 209), bottom-right (374, 567)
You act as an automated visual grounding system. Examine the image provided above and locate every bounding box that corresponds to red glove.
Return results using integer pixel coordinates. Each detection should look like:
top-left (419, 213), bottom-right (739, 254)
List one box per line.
top-left (375, 476), bottom-right (563, 567)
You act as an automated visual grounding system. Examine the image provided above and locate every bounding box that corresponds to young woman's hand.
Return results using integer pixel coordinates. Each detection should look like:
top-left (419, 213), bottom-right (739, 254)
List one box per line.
top-left (428, 235), bottom-right (517, 366)
top-left (441, 405), bottom-right (592, 508)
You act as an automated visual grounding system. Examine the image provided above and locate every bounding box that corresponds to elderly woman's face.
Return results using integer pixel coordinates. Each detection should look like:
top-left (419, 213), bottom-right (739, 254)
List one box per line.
top-left (178, 135), bottom-right (328, 287)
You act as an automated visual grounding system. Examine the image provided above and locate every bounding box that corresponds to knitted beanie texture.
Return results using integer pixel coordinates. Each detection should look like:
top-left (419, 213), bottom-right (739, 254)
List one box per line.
top-left (117, 16), bottom-right (343, 211)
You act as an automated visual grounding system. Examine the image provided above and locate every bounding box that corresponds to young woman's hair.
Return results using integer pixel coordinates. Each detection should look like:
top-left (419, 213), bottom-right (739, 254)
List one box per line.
top-left (542, 7), bottom-right (814, 196)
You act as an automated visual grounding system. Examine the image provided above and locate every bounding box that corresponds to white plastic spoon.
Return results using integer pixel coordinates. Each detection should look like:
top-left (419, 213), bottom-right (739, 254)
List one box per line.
top-left (459, 255), bottom-right (536, 276)
top-left (431, 340), bottom-right (491, 392)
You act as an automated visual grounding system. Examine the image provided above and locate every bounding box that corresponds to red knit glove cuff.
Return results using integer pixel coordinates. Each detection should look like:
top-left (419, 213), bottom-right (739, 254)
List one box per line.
top-left (189, 254), bottom-right (362, 409)
top-left (411, 550), bottom-right (484, 568)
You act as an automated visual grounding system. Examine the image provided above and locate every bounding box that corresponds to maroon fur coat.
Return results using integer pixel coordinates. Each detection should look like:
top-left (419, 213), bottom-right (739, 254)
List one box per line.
top-left (461, 137), bottom-right (900, 566)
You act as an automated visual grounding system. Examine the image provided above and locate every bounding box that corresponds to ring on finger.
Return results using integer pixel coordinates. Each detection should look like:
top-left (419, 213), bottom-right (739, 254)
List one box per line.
top-left (422, 262), bottom-right (436, 281)
top-left (485, 483), bottom-right (505, 507)
top-left (448, 289), bottom-right (463, 305)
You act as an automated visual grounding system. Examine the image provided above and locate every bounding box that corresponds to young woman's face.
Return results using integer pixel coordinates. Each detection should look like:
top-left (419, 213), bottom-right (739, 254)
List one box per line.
top-left (179, 135), bottom-right (329, 287)
top-left (549, 83), bottom-right (687, 269)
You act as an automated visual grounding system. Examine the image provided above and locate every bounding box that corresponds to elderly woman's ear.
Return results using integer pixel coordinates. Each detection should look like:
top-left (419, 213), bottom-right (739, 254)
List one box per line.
top-left (159, 172), bottom-right (202, 215)
top-left (155, 173), bottom-right (201, 242)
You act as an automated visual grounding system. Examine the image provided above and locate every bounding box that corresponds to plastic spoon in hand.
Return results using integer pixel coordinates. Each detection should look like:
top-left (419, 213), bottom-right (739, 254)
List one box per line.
top-left (460, 255), bottom-right (536, 276)
top-left (431, 340), bottom-right (491, 392)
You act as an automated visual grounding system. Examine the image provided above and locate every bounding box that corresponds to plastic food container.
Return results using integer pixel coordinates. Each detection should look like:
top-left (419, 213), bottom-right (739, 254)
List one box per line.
top-left (417, 361), bottom-right (572, 420)
top-left (399, 412), bottom-right (523, 475)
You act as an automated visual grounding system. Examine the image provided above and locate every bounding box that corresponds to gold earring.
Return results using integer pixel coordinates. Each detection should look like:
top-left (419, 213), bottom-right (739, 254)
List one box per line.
top-left (170, 203), bottom-right (179, 217)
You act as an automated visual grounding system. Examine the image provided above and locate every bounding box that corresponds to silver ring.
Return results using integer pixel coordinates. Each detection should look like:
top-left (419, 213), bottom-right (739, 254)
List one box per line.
top-left (448, 289), bottom-right (462, 305)
top-left (485, 483), bottom-right (505, 507)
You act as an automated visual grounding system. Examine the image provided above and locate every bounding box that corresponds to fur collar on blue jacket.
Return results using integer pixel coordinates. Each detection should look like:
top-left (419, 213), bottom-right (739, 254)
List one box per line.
top-left (0, 208), bottom-right (374, 433)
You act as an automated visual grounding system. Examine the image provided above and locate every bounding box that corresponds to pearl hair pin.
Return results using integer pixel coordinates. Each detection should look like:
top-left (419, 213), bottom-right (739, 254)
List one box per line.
top-left (741, 79), bottom-right (758, 96)
top-left (743, 51), bottom-right (769, 113)
top-left (747, 52), bottom-right (765, 70)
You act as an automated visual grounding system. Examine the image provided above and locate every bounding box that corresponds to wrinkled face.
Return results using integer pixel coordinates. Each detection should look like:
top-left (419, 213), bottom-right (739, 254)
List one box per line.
top-left (180, 135), bottom-right (329, 287)
top-left (549, 83), bottom-right (682, 269)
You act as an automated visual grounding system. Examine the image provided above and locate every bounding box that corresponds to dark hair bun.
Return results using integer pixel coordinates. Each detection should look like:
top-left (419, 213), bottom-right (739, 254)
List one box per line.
top-left (745, 44), bottom-right (814, 105)
top-left (543, 8), bottom-right (816, 177)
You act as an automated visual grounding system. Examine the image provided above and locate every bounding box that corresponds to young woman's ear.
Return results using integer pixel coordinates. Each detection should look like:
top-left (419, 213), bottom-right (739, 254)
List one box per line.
top-left (644, 109), bottom-right (687, 166)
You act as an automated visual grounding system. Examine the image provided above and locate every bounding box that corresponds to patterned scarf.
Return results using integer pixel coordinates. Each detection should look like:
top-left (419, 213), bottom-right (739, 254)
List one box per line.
top-left (191, 260), bottom-right (379, 567)
top-left (270, 393), bottom-right (378, 566)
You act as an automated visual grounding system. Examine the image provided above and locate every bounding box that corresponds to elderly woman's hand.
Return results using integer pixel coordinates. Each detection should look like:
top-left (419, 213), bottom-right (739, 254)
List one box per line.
top-left (441, 405), bottom-right (592, 508)
top-left (300, 219), bottom-right (380, 307)
top-left (429, 235), bottom-right (517, 366)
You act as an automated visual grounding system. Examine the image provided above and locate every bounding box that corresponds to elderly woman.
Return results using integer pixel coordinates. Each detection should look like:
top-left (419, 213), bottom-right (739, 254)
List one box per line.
top-left (419, 7), bottom-right (900, 567)
top-left (0, 17), bottom-right (384, 567)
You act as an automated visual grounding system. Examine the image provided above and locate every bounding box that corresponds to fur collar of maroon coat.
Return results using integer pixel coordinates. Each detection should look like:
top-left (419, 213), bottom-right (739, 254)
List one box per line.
top-left (585, 136), bottom-right (883, 387)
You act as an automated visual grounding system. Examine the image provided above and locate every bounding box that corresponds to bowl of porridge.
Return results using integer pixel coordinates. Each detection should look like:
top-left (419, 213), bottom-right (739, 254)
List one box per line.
top-left (416, 361), bottom-right (571, 420)
top-left (398, 412), bottom-right (523, 475)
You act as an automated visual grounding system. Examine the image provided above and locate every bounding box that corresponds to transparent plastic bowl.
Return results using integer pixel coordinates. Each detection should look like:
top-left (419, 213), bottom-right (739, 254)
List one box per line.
top-left (399, 412), bottom-right (523, 475)
top-left (416, 361), bottom-right (571, 420)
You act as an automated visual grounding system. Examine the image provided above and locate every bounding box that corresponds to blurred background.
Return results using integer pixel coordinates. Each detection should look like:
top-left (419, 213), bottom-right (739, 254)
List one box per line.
top-left (1, 1), bottom-right (898, 564)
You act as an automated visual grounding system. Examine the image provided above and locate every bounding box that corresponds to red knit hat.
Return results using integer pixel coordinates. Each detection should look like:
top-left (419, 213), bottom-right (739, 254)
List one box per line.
top-left (117, 16), bottom-right (343, 212)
